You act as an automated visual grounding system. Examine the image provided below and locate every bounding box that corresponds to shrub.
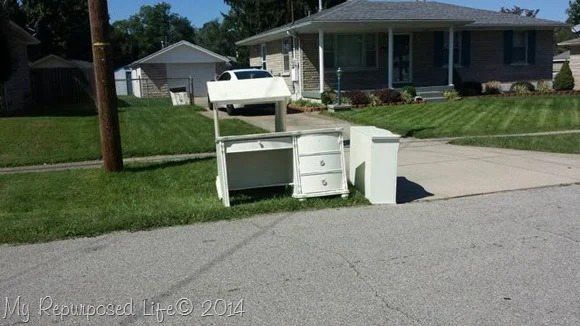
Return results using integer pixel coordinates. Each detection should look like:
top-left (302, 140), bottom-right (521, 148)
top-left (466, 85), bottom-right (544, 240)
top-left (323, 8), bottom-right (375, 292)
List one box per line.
top-left (400, 90), bottom-right (414, 104)
top-left (536, 80), bottom-right (553, 94)
top-left (401, 86), bottom-right (417, 97)
top-left (321, 90), bottom-right (336, 105)
top-left (372, 89), bottom-right (402, 104)
top-left (443, 90), bottom-right (461, 101)
top-left (292, 99), bottom-right (324, 108)
top-left (483, 81), bottom-right (502, 95)
top-left (344, 90), bottom-right (370, 106)
top-left (554, 61), bottom-right (575, 91)
top-left (459, 82), bottom-right (483, 97)
top-left (511, 84), bottom-right (532, 96)
top-left (369, 94), bottom-right (382, 107)
top-left (510, 81), bottom-right (535, 93)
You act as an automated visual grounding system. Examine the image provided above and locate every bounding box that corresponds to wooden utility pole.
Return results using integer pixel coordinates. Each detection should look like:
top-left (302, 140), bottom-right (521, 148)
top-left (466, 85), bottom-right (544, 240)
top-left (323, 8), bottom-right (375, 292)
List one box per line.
top-left (88, 0), bottom-right (123, 172)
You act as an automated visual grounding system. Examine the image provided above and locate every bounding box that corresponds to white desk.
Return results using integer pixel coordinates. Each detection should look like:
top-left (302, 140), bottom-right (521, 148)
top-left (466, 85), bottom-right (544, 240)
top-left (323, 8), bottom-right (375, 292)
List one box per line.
top-left (207, 78), bottom-right (349, 207)
top-left (215, 129), bottom-right (349, 207)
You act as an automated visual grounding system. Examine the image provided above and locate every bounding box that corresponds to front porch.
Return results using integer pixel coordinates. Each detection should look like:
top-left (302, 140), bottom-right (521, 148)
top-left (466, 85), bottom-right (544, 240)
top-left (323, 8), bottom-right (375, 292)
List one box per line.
top-left (300, 24), bottom-right (461, 98)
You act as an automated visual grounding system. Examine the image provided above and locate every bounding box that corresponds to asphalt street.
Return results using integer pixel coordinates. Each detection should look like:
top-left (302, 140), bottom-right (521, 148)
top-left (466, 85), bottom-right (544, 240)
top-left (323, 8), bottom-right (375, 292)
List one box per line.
top-left (0, 185), bottom-right (578, 325)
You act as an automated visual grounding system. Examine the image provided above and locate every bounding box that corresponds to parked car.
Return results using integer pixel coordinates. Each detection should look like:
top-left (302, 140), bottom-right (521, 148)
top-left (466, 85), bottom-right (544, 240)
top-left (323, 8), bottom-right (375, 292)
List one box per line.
top-left (212, 69), bottom-right (275, 115)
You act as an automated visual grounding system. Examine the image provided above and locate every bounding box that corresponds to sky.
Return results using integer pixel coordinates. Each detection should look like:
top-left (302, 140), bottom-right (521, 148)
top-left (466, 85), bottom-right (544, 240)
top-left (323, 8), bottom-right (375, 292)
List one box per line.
top-left (108, 0), bottom-right (570, 27)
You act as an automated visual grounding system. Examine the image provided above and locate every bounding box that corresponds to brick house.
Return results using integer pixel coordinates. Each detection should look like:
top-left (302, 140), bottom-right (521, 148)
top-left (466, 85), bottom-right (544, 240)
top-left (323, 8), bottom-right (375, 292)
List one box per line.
top-left (2, 21), bottom-right (39, 113)
top-left (236, 0), bottom-right (565, 100)
top-left (557, 39), bottom-right (580, 90)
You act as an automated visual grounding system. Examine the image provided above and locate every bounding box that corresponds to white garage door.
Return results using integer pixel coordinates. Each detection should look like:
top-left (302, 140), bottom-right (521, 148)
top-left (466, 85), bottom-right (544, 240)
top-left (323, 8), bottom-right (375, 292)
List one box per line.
top-left (166, 63), bottom-right (216, 97)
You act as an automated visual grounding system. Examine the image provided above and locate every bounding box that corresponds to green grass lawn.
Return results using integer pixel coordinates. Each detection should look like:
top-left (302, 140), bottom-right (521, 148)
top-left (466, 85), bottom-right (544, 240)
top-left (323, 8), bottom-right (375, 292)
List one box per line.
top-left (0, 158), bottom-right (367, 244)
top-left (329, 96), bottom-right (580, 138)
top-left (451, 134), bottom-right (580, 154)
top-left (0, 97), bottom-right (265, 167)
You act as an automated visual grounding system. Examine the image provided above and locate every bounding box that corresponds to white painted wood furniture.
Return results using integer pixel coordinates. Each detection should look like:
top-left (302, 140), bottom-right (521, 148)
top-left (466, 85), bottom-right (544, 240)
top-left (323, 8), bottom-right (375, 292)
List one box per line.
top-left (207, 78), bottom-right (349, 207)
top-left (349, 127), bottom-right (401, 205)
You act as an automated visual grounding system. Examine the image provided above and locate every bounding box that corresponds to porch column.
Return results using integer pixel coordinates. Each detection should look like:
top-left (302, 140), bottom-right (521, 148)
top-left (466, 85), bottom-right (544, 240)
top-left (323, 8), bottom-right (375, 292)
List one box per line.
top-left (388, 28), bottom-right (394, 89)
top-left (448, 26), bottom-right (454, 86)
top-left (319, 29), bottom-right (325, 94)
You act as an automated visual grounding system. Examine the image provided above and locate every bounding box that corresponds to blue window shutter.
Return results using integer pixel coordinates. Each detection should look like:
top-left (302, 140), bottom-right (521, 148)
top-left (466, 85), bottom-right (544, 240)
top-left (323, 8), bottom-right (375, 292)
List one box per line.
top-left (527, 30), bottom-right (536, 65)
top-left (434, 31), bottom-right (444, 67)
top-left (504, 31), bottom-right (513, 65)
top-left (461, 31), bottom-right (471, 67)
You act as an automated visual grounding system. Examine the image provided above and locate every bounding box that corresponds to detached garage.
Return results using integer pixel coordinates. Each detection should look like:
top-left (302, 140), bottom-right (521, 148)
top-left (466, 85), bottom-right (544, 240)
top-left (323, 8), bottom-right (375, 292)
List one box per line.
top-left (121, 40), bottom-right (232, 99)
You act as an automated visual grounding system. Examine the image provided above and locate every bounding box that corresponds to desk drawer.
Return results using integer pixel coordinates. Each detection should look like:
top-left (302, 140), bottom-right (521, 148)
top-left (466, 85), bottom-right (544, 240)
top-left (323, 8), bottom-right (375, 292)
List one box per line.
top-left (297, 134), bottom-right (341, 155)
top-left (299, 153), bottom-right (342, 175)
top-left (300, 172), bottom-right (344, 194)
top-left (225, 138), bottom-right (293, 153)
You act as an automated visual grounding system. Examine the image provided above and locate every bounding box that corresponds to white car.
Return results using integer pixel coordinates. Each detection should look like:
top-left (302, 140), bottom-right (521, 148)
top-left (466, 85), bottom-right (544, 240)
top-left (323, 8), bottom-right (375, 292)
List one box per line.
top-left (213, 69), bottom-right (274, 115)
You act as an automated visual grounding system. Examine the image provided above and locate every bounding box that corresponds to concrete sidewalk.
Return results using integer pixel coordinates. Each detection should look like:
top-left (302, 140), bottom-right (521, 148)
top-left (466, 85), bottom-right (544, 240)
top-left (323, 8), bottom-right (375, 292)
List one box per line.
top-left (0, 185), bottom-right (578, 325)
top-left (395, 140), bottom-right (580, 201)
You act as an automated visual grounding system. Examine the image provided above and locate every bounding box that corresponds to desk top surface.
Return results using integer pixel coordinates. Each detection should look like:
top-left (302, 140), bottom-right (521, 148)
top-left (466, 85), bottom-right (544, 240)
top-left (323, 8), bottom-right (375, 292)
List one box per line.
top-left (216, 128), bottom-right (344, 143)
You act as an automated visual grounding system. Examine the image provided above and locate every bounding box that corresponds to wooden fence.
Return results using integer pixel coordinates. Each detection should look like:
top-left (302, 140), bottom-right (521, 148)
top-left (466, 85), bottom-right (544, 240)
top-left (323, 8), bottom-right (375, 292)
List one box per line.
top-left (31, 68), bottom-right (95, 105)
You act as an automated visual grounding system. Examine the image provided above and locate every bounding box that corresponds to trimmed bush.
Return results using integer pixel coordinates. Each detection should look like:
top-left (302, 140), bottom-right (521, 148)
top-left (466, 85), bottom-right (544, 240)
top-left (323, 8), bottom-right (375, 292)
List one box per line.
top-left (483, 81), bottom-right (502, 95)
top-left (344, 91), bottom-right (370, 106)
top-left (321, 90), bottom-right (337, 105)
top-left (459, 82), bottom-right (483, 97)
top-left (510, 81), bottom-right (535, 93)
top-left (444, 90), bottom-right (461, 101)
top-left (400, 90), bottom-right (414, 104)
top-left (372, 89), bottom-right (402, 104)
top-left (537, 80), bottom-right (553, 94)
top-left (401, 86), bottom-right (417, 97)
top-left (554, 61), bottom-right (575, 91)
top-left (512, 84), bottom-right (532, 96)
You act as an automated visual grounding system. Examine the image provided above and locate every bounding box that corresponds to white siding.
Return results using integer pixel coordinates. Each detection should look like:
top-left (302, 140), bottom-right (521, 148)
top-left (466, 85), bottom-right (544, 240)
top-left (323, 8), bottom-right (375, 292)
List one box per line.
top-left (166, 63), bottom-right (216, 97)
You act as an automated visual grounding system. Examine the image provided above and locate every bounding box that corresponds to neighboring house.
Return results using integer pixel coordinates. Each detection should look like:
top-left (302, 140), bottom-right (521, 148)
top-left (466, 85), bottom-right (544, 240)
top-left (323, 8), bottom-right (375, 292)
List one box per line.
top-left (2, 21), bottom-right (39, 113)
top-left (237, 0), bottom-right (565, 99)
top-left (557, 38), bottom-right (580, 90)
top-left (553, 51), bottom-right (570, 78)
top-left (29, 55), bottom-right (95, 104)
top-left (119, 40), bottom-right (232, 98)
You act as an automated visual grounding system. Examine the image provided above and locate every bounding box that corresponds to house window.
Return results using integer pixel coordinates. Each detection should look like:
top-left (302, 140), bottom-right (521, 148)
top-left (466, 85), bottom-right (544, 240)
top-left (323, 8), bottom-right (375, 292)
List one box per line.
top-left (512, 31), bottom-right (528, 64)
top-left (443, 32), bottom-right (462, 66)
top-left (282, 38), bottom-right (292, 73)
top-left (324, 33), bottom-right (377, 69)
top-left (260, 44), bottom-right (267, 70)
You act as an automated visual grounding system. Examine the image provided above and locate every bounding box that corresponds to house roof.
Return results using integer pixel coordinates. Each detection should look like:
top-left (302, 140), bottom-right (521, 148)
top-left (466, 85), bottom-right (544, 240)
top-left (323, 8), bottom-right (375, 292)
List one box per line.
top-left (554, 51), bottom-right (570, 62)
top-left (237, 0), bottom-right (567, 46)
top-left (8, 21), bottom-right (40, 45)
top-left (559, 37), bottom-right (580, 47)
top-left (30, 55), bottom-right (93, 70)
top-left (130, 40), bottom-right (231, 66)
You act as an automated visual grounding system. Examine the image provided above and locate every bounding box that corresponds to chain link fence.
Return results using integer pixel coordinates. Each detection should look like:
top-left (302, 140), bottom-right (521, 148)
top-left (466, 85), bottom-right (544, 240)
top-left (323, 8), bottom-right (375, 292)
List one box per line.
top-left (115, 77), bottom-right (201, 106)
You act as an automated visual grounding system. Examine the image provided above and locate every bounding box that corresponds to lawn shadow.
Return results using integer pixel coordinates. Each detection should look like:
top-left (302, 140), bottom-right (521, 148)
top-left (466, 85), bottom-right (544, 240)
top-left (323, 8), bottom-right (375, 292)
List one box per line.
top-left (402, 127), bottom-right (436, 138)
top-left (397, 177), bottom-right (434, 203)
top-left (230, 186), bottom-right (292, 205)
top-left (124, 157), bottom-right (215, 173)
top-left (2, 102), bottom-right (97, 118)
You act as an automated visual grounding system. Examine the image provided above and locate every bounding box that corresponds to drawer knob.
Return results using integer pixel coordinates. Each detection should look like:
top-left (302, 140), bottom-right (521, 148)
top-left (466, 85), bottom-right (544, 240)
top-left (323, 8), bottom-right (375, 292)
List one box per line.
top-left (321, 179), bottom-right (328, 186)
top-left (320, 160), bottom-right (326, 167)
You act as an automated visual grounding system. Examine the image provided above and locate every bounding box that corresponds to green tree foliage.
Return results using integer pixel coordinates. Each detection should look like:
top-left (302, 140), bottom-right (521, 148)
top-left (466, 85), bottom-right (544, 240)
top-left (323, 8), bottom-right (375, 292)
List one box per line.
top-left (554, 61), bottom-right (575, 91)
top-left (195, 19), bottom-right (235, 59)
top-left (567, 0), bottom-right (580, 25)
top-left (111, 2), bottom-right (196, 66)
top-left (21, 0), bottom-right (91, 61)
top-left (500, 6), bottom-right (539, 17)
top-left (222, 0), bottom-right (346, 64)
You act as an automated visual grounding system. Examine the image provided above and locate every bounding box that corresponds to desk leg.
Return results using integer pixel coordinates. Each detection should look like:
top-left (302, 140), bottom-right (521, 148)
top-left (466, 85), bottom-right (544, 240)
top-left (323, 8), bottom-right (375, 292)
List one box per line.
top-left (275, 100), bottom-right (287, 132)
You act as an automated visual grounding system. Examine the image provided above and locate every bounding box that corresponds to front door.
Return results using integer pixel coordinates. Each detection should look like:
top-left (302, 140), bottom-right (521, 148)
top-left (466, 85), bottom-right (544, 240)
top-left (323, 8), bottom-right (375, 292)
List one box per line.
top-left (393, 34), bottom-right (412, 84)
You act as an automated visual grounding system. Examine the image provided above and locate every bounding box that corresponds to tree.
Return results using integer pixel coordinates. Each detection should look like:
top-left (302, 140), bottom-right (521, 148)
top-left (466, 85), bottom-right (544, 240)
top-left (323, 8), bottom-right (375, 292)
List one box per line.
top-left (500, 6), bottom-right (540, 17)
top-left (222, 0), bottom-right (347, 64)
top-left (196, 19), bottom-right (235, 57)
top-left (568, 0), bottom-right (580, 25)
top-left (554, 61), bottom-right (575, 91)
top-left (21, 0), bottom-right (92, 61)
top-left (110, 2), bottom-right (196, 66)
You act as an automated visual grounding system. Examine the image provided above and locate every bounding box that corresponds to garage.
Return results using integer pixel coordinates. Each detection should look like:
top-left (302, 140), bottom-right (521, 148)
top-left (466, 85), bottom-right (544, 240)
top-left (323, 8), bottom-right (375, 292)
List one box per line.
top-left (115, 40), bottom-right (232, 98)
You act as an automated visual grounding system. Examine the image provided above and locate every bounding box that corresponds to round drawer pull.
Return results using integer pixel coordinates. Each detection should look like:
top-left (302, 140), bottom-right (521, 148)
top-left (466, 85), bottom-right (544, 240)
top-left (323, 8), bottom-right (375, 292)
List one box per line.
top-left (320, 160), bottom-right (326, 167)
top-left (321, 179), bottom-right (328, 186)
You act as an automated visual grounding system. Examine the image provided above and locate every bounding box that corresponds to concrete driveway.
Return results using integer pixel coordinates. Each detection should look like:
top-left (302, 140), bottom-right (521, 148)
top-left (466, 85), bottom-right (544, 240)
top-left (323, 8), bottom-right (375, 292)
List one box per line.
top-left (0, 185), bottom-right (578, 325)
